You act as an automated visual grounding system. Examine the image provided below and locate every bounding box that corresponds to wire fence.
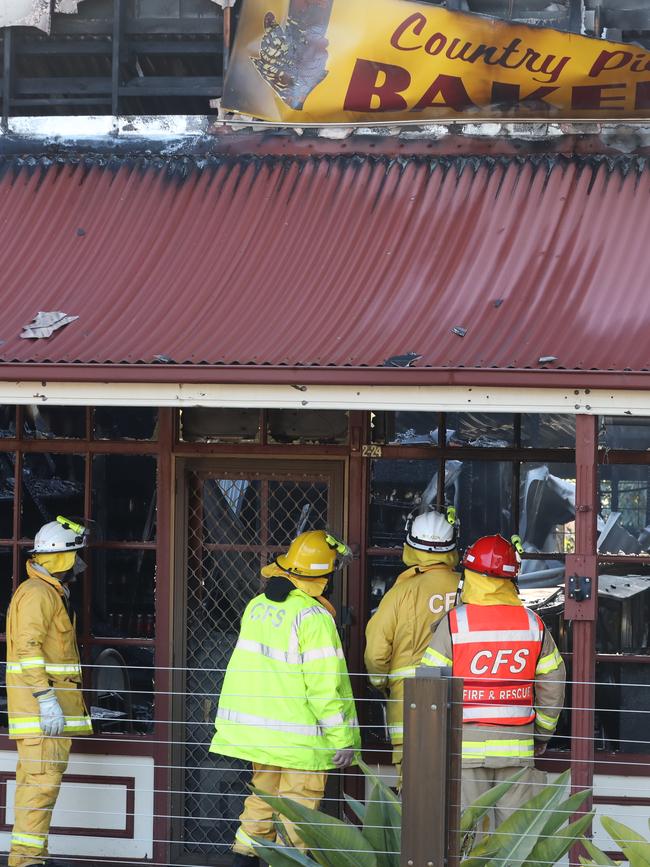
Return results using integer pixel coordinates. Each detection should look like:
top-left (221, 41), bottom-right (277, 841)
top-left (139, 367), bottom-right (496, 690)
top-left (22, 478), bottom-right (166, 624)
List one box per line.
top-left (0, 661), bottom-right (648, 865)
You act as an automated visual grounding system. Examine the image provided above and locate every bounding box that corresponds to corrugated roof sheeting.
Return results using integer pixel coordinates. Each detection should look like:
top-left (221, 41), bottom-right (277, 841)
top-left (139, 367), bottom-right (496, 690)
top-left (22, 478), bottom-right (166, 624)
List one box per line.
top-left (0, 153), bottom-right (649, 372)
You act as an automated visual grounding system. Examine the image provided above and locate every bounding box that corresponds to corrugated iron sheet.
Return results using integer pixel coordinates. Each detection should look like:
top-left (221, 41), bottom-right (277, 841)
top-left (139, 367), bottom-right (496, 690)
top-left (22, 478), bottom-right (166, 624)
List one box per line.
top-left (0, 154), bottom-right (649, 373)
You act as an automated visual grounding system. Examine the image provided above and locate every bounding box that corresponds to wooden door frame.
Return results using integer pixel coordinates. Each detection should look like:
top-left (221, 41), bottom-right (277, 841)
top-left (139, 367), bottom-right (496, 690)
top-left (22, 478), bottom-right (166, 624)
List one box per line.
top-left (170, 455), bottom-right (346, 863)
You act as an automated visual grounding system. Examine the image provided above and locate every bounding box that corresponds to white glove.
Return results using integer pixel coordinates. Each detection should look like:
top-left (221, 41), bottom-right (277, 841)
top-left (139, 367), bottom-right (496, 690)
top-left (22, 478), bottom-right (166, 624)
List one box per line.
top-left (36, 690), bottom-right (65, 736)
top-left (332, 748), bottom-right (355, 768)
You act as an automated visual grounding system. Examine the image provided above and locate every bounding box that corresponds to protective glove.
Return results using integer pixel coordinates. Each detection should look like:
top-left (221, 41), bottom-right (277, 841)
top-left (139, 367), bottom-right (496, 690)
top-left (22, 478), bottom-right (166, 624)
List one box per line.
top-left (36, 690), bottom-right (65, 736)
top-left (369, 674), bottom-right (389, 692)
top-left (332, 748), bottom-right (355, 768)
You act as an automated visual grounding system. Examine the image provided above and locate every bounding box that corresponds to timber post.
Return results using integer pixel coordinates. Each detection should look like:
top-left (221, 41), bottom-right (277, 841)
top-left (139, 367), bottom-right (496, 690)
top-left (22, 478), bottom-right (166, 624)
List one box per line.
top-left (401, 667), bottom-right (463, 867)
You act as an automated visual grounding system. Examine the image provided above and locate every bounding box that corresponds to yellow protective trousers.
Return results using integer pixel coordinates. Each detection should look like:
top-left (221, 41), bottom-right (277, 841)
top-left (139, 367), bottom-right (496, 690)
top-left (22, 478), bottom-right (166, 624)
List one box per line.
top-left (233, 763), bottom-right (327, 856)
top-left (9, 737), bottom-right (71, 867)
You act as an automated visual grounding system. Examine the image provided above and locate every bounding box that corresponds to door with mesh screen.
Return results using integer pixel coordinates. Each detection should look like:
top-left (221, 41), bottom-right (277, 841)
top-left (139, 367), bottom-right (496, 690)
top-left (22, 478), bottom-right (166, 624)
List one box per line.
top-left (173, 459), bottom-right (344, 861)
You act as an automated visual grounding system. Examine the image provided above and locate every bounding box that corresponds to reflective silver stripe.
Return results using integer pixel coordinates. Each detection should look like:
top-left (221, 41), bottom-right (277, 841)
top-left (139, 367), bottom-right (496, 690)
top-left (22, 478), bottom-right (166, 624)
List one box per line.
top-left (422, 648), bottom-right (453, 667)
top-left (453, 606), bottom-right (542, 644)
top-left (236, 638), bottom-right (343, 666)
top-left (463, 705), bottom-right (534, 721)
top-left (389, 724), bottom-right (404, 737)
top-left (64, 716), bottom-right (93, 729)
top-left (536, 648), bottom-right (563, 675)
top-left (454, 605), bottom-right (469, 632)
top-left (535, 709), bottom-right (559, 731)
top-left (389, 666), bottom-right (416, 678)
top-left (11, 832), bottom-right (46, 849)
top-left (19, 657), bottom-right (46, 669)
top-left (289, 605), bottom-right (331, 654)
top-left (6, 663), bottom-right (21, 673)
top-left (318, 712), bottom-right (346, 728)
top-left (217, 707), bottom-right (320, 737)
top-left (462, 739), bottom-right (534, 758)
top-left (236, 638), bottom-right (301, 664)
top-left (453, 628), bottom-right (542, 644)
top-left (302, 646), bottom-right (344, 663)
top-left (46, 663), bottom-right (82, 676)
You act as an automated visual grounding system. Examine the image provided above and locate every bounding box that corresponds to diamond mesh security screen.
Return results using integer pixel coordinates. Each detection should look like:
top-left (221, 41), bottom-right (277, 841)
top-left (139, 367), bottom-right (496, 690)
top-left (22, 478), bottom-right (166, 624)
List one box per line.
top-left (181, 467), bottom-right (332, 857)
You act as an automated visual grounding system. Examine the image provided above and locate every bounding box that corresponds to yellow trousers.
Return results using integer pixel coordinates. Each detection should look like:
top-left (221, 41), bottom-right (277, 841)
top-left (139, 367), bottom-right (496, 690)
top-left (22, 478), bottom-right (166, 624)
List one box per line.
top-left (9, 737), bottom-right (71, 867)
top-left (234, 763), bottom-right (327, 857)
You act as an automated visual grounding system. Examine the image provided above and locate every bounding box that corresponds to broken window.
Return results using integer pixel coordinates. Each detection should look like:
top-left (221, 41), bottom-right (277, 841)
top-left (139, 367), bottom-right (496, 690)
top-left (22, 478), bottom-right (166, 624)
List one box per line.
top-left (371, 411), bottom-right (440, 446)
top-left (180, 408), bottom-right (261, 443)
top-left (93, 407), bottom-right (158, 441)
top-left (446, 413), bottom-right (515, 448)
top-left (90, 644), bottom-right (154, 735)
top-left (369, 459), bottom-right (439, 548)
top-left (0, 453), bottom-right (14, 539)
top-left (0, 546), bottom-right (12, 634)
top-left (21, 453), bottom-right (85, 539)
top-left (521, 414), bottom-right (575, 449)
top-left (266, 409), bottom-right (348, 444)
top-left (23, 405), bottom-right (86, 439)
top-left (452, 459), bottom-right (513, 548)
top-left (599, 464), bottom-right (650, 554)
top-left (91, 548), bottom-right (156, 639)
top-left (519, 462), bottom-right (576, 555)
top-left (0, 406), bottom-right (16, 438)
top-left (92, 454), bottom-right (157, 542)
top-left (600, 416), bottom-right (650, 451)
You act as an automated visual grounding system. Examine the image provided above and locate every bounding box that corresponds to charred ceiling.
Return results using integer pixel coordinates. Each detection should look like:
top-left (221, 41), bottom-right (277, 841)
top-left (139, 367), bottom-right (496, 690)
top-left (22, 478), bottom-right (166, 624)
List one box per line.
top-left (1, 0), bottom-right (650, 121)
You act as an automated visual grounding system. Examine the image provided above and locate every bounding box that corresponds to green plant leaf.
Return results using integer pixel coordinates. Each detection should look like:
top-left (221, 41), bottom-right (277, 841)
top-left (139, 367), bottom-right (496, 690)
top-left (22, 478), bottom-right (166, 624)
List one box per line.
top-left (460, 768), bottom-right (528, 834)
top-left (600, 817), bottom-right (650, 867)
top-left (343, 793), bottom-right (367, 824)
top-left (363, 782), bottom-right (401, 867)
top-left (521, 811), bottom-right (595, 866)
top-left (251, 787), bottom-right (378, 867)
top-left (580, 837), bottom-right (620, 865)
top-left (251, 836), bottom-right (319, 866)
top-left (537, 790), bottom-right (593, 841)
top-left (483, 770), bottom-right (574, 867)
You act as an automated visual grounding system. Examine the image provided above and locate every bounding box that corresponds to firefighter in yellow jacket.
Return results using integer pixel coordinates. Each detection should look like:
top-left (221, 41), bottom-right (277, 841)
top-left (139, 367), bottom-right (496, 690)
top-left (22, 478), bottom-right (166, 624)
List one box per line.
top-left (364, 506), bottom-right (460, 784)
top-left (6, 517), bottom-right (93, 867)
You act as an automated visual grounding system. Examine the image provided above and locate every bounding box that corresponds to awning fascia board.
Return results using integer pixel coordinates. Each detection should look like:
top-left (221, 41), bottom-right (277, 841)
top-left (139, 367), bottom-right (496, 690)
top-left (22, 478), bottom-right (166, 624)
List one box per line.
top-left (0, 364), bottom-right (649, 391)
top-left (1, 379), bottom-right (649, 416)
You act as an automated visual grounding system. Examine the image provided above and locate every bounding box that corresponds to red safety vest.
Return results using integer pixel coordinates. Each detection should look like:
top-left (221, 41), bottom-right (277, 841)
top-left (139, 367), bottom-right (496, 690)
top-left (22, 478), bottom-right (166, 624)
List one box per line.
top-left (450, 604), bottom-right (544, 726)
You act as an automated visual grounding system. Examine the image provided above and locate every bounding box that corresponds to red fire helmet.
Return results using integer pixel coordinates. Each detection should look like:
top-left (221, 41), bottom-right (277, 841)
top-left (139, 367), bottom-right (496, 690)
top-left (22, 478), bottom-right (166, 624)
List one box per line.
top-left (462, 534), bottom-right (520, 579)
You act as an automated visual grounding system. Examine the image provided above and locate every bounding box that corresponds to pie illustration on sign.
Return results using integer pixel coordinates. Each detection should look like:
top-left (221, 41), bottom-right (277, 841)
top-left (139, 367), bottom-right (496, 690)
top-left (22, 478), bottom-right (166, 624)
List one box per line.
top-left (252, 0), bottom-right (334, 110)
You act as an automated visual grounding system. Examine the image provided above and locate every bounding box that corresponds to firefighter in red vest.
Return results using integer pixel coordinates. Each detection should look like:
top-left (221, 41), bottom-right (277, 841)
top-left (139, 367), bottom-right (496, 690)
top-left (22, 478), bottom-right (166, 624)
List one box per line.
top-left (421, 534), bottom-right (565, 825)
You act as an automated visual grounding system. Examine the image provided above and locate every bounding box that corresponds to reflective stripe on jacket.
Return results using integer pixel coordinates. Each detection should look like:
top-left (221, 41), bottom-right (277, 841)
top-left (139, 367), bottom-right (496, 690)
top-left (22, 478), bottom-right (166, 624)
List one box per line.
top-left (210, 588), bottom-right (360, 771)
top-left (6, 562), bottom-right (92, 739)
top-left (449, 604), bottom-right (543, 726)
top-left (364, 562), bottom-right (459, 748)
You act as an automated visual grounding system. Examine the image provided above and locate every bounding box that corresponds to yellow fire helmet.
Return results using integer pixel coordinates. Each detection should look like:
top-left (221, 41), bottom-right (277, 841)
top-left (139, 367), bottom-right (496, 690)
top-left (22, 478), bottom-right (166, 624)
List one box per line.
top-left (275, 529), bottom-right (352, 579)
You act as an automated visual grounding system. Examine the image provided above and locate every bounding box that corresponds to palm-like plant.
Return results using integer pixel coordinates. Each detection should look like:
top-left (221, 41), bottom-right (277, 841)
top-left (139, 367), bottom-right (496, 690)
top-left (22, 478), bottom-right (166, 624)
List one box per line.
top-left (250, 760), bottom-right (594, 867)
top-left (580, 817), bottom-right (650, 866)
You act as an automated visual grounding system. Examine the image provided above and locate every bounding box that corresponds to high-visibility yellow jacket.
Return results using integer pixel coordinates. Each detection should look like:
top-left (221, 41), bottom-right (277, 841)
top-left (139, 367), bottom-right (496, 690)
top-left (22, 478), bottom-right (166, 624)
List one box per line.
top-left (210, 587), bottom-right (360, 770)
top-left (364, 562), bottom-right (460, 751)
top-left (6, 561), bottom-right (93, 739)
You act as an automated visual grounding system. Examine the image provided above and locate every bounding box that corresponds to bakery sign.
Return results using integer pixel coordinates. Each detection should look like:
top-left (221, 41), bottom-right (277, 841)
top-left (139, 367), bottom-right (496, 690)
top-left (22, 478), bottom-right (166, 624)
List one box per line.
top-left (222, 0), bottom-right (650, 122)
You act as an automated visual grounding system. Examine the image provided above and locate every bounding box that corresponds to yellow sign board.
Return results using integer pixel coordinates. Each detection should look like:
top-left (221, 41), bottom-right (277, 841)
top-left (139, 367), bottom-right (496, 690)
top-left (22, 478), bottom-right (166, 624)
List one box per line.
top-left (222, 0), bottom-right (650, 122)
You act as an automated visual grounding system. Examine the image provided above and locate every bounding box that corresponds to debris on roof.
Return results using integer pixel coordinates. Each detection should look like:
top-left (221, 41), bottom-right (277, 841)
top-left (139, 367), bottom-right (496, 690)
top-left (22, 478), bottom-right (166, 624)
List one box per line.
top-left (538, 356), bottom-right (558, 364)
top-left (382, 352), bottom-right (422, 368)
top-left (451, 326), bottom-right (467, 338)
top-left (21, 311), bottom-right (79, 340)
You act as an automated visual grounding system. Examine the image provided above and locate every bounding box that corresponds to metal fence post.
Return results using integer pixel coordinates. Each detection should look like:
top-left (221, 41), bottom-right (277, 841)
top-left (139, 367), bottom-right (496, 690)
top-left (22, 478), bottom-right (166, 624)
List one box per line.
top-left (401, 667), bottom-right (463, 867)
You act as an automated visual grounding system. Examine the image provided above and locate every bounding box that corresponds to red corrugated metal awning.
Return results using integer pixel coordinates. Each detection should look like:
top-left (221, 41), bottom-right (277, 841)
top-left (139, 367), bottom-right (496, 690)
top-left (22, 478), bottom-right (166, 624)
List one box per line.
top-left (0, 154), bottom-right (649, 387)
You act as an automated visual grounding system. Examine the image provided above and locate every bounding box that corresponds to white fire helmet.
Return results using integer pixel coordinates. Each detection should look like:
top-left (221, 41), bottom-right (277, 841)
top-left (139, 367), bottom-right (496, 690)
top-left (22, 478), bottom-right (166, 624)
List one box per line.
top-left (405, 506), bottom-right (457, 553)
top-left (30, 516), bottom-right (88, 553)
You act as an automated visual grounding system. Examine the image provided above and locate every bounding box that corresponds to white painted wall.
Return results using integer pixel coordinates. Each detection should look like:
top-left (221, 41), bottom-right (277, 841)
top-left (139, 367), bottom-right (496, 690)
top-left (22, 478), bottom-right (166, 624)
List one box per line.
top-left (0, 751), bottom-right (154, 859)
